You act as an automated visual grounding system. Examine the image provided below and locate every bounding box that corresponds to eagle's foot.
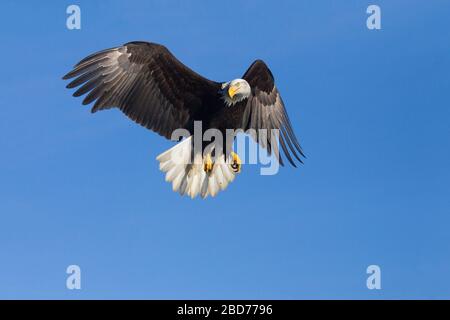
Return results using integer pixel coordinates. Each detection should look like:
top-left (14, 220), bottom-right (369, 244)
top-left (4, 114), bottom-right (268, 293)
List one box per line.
top-left (230, 152), bottom-right (241, 173)
top-left (203, 154), bottom-right (213, 173)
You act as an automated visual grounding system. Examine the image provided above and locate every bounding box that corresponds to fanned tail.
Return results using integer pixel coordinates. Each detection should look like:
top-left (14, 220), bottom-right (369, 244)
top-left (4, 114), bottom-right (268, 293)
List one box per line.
top-left (156, 137), bottom-right (239, 199)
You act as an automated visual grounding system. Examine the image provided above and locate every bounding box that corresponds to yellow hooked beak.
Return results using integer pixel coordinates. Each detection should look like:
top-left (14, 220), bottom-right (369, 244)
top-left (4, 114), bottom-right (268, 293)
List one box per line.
top-left (228, 85), bottom-right (239, 99)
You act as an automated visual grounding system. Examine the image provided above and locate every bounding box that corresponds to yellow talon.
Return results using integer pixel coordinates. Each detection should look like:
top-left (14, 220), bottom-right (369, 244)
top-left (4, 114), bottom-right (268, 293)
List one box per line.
top-left (204, 153), bottom-right (213, 173)
top-left (230, 151), bottom-right (241, 173)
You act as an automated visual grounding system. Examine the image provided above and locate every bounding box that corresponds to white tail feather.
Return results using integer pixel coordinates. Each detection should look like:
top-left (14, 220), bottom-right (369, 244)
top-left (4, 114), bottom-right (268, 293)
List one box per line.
top-left (156, 137), bottom-right (239, 199)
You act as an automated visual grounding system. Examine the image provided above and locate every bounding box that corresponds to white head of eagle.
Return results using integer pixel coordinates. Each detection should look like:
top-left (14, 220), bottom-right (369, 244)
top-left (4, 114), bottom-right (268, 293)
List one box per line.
top-left (221, 79), bottom-right (251, 107)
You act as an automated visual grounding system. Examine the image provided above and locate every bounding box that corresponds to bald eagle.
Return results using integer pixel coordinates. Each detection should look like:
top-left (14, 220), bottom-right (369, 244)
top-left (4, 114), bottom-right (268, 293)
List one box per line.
top-left (63, 41), bottom-right (304, 198)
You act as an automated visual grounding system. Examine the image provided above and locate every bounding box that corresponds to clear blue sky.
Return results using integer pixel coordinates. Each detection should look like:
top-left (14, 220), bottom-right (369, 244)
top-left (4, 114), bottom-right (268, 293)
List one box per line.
top-left (0, 0), bottom-right (449, 299)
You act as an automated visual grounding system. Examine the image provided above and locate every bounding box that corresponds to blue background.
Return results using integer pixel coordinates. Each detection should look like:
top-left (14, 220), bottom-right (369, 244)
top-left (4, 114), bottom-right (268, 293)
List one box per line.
top-left (0, 0), bottom-right (449, 299)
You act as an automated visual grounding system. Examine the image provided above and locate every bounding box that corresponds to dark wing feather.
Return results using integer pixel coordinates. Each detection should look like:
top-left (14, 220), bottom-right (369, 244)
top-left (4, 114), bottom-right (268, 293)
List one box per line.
top-left (242, 60), bottom-right (304, 167)
top-left (63, 41), bottom-right (221, 139)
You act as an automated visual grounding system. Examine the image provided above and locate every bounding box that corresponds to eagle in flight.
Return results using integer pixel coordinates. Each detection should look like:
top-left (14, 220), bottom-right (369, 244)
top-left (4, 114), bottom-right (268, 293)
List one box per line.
top-left (63, 41), bottom-right (304, 199)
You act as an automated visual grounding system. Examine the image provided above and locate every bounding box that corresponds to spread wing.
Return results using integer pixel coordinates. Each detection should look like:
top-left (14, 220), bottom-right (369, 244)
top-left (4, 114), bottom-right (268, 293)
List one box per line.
top-left (63, 41), bottom-right (221, 139)
top-left (242, 60), bottom-right (305, 166)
